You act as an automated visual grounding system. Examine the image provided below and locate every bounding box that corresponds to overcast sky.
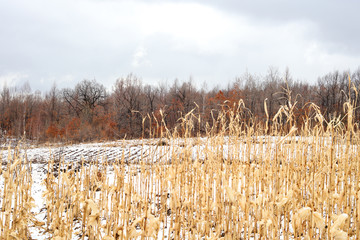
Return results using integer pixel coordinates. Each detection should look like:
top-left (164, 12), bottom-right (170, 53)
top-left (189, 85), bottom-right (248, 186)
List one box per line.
top-left (1, 0), bottom-right (360, 92)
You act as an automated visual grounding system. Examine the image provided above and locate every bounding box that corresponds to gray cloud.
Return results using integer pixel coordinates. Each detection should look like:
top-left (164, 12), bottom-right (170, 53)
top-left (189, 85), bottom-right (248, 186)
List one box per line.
top-left (183, 0), bottom-right (360, 55)
top-left (0, 0), bottom-right (359, 92)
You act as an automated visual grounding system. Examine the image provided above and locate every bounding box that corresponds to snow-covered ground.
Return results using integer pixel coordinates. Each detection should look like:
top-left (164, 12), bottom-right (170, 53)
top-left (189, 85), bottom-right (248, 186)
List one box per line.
top-left (1, 135), bottom-right (356, 239)
top-left (1, 139), bottom-right (164, 164)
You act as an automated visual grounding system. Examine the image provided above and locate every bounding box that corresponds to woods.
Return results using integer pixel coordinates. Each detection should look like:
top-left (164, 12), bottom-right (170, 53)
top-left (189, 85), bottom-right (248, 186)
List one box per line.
top-left (1, 67), bottom-right (360, 142)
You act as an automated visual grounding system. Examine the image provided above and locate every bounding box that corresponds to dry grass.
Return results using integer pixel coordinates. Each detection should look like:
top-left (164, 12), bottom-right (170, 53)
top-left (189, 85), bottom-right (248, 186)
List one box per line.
top-left (1, 94), bottom-right (360, 239)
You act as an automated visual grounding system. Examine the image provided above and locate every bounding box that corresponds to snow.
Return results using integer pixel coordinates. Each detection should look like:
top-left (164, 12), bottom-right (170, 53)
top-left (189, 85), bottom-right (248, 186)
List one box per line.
top-left (1, 139), bottom-right (181, 239)
top-left (1, 135), bottom-right (357, 239)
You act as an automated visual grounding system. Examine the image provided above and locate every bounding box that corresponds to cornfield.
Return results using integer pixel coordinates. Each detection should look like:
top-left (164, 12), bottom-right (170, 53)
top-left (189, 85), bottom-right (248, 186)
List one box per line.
top-left (1, 94), bottom-right (360, 239)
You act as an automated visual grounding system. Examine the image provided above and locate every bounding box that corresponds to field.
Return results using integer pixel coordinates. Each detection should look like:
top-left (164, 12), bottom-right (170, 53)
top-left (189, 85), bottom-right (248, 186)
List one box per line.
top-left (1, 105), bottom-right (360, 239)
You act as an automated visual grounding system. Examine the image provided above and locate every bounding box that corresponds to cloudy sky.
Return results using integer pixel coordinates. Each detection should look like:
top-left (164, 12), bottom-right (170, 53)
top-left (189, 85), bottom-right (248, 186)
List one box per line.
top-left (1, 0), bottom-right (360, 92)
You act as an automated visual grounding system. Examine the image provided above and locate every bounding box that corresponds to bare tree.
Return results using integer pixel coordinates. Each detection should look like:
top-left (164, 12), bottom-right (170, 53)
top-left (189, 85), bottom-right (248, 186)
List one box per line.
top-left (144, 84), bottom-right (159, 113)
top-left (169, 78), bottom-right (199, 113)
top-left (316, 71), bottom-right (347, 118)
top-left (45, 83), bottom-right (60, 123)
top-left (263, 67), bottom-right (282, 119)
top-left (63, 79), bottom-right (107, 122)
top-left (0, 84), bottom-right (11, 139)
top-left (113, 74), bottom-right (144, 137)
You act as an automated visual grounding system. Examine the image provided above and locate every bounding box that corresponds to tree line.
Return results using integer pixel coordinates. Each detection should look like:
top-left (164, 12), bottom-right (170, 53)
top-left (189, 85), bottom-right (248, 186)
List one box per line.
top-left (1, 67), bottom-right (360, 142)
